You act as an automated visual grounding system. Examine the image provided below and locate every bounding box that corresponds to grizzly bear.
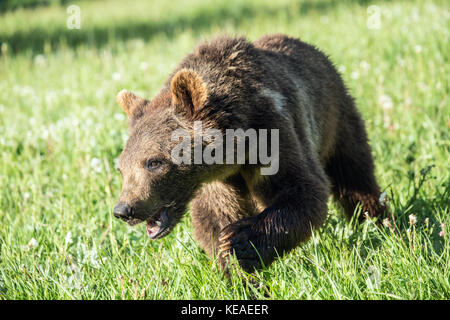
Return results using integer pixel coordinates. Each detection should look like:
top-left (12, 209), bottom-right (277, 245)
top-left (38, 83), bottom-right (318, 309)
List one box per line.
top-left (113, 34), bottom-right (387, 273)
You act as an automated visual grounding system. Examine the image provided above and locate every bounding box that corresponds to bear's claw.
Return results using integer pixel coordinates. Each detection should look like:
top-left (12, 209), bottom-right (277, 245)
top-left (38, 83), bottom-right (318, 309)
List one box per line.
top-left (216, 218), bottom-right (264, 272)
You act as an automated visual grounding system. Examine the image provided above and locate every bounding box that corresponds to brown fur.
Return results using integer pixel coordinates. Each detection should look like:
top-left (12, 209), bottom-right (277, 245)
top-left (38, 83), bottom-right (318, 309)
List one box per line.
top-left (114, 34), bottom-right (387, 274)
top-left (170, 69), bottom-right (209, 116)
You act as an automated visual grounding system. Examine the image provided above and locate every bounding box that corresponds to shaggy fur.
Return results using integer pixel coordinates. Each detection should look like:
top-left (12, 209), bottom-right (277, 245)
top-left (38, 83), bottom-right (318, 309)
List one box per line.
top-left (114, 34), bottom-right (387, 273)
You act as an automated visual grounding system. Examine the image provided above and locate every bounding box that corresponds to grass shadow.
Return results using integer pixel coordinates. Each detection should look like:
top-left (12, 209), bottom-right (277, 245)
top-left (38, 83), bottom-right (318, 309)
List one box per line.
top-left (1, 0), bottom-right (376, 54)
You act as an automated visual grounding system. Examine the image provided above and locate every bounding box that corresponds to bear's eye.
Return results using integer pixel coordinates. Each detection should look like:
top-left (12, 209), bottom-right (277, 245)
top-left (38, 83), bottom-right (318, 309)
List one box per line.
top-left (146, 159), bottom-right (163, 171)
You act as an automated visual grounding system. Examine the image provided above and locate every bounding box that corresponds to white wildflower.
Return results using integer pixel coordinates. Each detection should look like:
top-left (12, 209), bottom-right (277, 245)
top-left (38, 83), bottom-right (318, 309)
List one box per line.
top-left (351, 71), bottom-right (360, 80)
top-left (378, 94), bottom-right (393, 110)
top-left (26, 130), bottom-right (34, 140)
top-left (439, 223), bottom-right (445, 237)
top-left (77, 243), bottom-right (101, 269)
top-left (28, 238), bottom-right (39, 248)
top-left (409, 214), bottom-right (417, 226)
top-left (34, 54), bottom-right (46, 66)
top-left (71, 118), bottom-right (80, 127)
top-left (65, 231), bottom-right (73, 245)
top-left (90, 157), bottom-right (102, 173)
top-left (112, 72), bottom-right (122, 81)
top-left (360, 61), bottom-right (370, 72)
top-left (139, 62), bottom-right (149, 71)
top-left (382, 218), bottom-right (392, 228)
top-left (114, 113), bottom-right (126, 121)
top-left (41, 128), bottom-right (49, 140)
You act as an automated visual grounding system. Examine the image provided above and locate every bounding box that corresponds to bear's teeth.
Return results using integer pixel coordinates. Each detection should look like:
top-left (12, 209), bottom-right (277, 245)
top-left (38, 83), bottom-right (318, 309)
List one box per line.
top-left (155, 220), bottom-right (161, 227)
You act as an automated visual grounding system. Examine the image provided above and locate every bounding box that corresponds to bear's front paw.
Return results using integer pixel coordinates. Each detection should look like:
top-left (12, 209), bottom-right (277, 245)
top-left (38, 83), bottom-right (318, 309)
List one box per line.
top-left (217, 217), bottom-right (265, 273)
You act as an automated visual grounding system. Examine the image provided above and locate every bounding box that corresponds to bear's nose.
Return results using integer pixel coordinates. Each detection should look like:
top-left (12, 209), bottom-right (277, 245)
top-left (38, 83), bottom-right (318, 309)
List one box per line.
top-left (113, 203), bottom-right (134, 220)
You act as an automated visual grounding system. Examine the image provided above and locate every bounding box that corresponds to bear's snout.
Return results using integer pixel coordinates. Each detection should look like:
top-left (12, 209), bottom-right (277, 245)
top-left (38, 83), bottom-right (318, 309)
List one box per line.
top-left (113, 202), bottom-right (134, 221)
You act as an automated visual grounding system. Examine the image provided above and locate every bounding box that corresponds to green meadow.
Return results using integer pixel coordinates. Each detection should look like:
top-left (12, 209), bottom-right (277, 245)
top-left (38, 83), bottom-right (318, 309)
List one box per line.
top-left (0, 0), bottom-right (448, 299)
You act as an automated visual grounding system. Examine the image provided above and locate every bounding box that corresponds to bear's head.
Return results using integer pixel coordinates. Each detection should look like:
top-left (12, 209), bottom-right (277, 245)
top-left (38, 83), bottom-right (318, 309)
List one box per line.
top-left (113, 69), bottom-right (237, 239)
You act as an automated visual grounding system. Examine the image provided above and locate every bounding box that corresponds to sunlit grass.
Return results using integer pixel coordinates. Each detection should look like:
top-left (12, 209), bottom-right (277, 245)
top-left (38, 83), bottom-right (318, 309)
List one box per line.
top-left (0, 0), bottom-right (448, 299)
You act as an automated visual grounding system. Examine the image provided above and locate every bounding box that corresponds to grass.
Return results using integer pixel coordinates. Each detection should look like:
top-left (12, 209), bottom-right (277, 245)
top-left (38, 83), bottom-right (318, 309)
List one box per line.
top-left (0, 0), bottom-right (448, 299)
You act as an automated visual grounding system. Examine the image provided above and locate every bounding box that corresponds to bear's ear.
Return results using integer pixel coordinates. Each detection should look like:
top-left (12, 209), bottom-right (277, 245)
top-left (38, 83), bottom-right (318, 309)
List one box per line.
top-left (116, 89), bottom-right (149, 119)
top-left (170, 69), bottom-right (208, 118)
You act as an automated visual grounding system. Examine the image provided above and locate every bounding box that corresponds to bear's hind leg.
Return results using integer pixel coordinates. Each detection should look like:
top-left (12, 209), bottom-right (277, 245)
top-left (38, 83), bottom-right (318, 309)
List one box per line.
top-left (325, 101), bottom-right (387, 221)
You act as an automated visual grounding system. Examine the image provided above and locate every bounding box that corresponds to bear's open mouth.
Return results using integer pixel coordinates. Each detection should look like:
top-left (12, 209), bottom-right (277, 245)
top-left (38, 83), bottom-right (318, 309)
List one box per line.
top-left (145, 208), bottom-right (170, 239)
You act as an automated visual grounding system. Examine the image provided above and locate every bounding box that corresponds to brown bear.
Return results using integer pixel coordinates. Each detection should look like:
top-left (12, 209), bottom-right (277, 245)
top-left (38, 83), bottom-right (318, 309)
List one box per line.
top-left (113, 34), bottom-right (387, 273)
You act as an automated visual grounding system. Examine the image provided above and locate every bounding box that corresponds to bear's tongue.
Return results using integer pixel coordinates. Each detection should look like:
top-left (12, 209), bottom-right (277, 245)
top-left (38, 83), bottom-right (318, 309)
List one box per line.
top-left (145, 220), bottom-right (161, 238)
top-left (145, 209), bottom-right (169, 239)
